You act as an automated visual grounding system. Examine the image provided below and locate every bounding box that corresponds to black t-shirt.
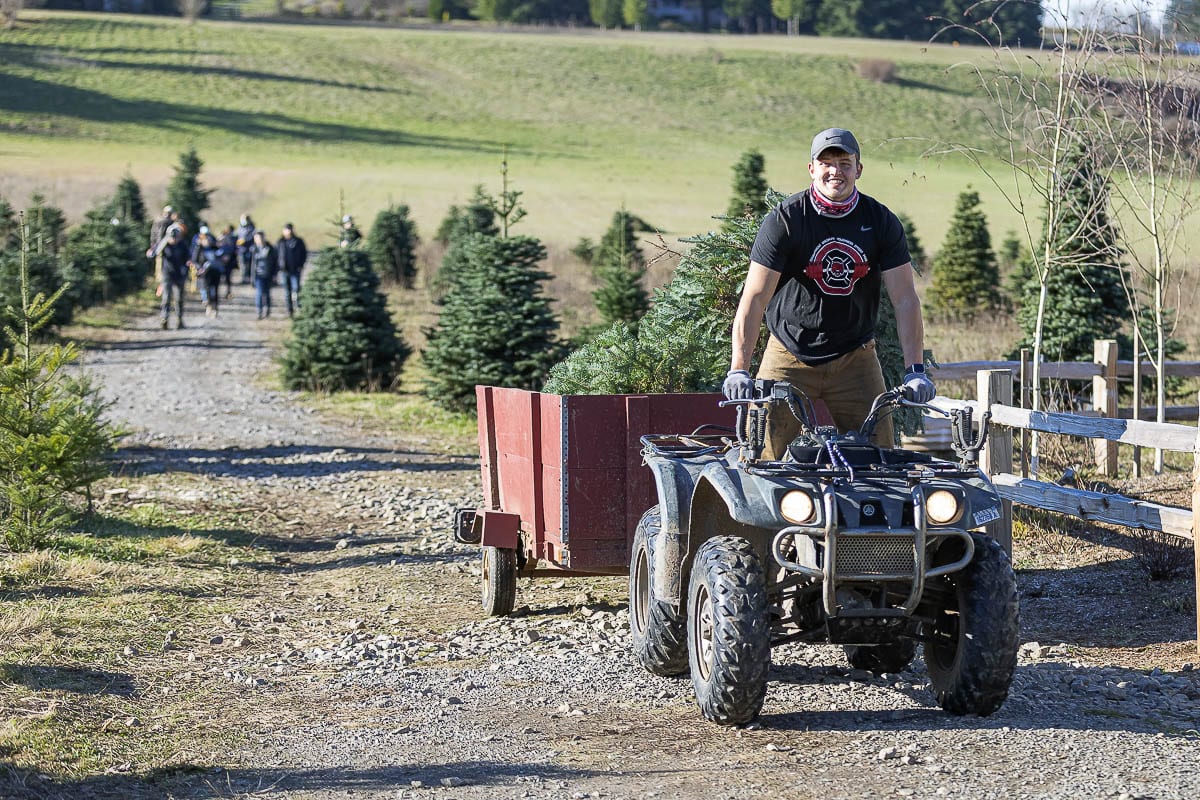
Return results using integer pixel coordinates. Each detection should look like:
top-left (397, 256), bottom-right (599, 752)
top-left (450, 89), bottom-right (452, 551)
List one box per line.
top-left (749, 189), bottom-right (910, 365)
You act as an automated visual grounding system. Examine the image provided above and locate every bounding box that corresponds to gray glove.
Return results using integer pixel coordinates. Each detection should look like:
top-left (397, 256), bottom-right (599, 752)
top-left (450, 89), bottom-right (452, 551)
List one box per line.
top-left (902, 365), bottom-right (936, 404)
top-left (722, 369), bottom-right (754, 401)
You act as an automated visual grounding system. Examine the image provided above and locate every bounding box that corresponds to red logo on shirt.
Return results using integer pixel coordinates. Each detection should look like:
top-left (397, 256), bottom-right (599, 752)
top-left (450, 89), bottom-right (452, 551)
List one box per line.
top-left (805, 237), bottom-right (869, 296)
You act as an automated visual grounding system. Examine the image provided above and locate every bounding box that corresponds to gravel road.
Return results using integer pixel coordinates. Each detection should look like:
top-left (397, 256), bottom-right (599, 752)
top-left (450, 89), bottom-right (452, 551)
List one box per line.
top-left (39, 289), bottom-right (1200, 799)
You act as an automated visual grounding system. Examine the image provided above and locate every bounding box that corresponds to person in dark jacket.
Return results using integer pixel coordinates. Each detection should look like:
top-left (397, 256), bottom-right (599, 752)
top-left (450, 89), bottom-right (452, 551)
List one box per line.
top-left (190, 227), bottom-right (225, 317)
top-left (158, 226), bottom-right (189, 330)
top-left (147, 205), bottom-right (177, 276)
top-left (219, 224), bottom-right (238, 299)
top-left (236, 214), bottom-right (256, 285)
top-left (250, 229), bottom-right (278, 319)
top-left (275, 223), bottom-right (308, 317)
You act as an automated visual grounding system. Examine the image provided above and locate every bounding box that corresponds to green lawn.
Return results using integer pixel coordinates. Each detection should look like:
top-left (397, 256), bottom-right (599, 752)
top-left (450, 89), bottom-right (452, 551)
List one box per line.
top-left (1, 11), bottom-right (1025, 251)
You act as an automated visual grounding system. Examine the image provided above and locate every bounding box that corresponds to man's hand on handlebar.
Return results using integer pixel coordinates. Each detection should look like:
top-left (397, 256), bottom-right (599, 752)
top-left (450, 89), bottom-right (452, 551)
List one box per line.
top-left (902, 365), bottom-right (936, 404)
top-left (722, 369), bottom-right (755, 401)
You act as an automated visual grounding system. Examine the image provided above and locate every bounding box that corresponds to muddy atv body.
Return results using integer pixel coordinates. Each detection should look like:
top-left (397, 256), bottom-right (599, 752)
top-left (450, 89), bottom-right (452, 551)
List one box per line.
top-left (630, 381), bottom-right (1020, 725)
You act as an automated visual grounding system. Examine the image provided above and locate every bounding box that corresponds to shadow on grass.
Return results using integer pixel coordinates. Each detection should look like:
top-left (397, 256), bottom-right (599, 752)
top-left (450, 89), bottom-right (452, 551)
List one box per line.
top-left (0, 67), bottom-right (509, 154)
top-left (0, 759), bottom-right (615, 800)
top-left (0, 664), bottom-right (135, 698)
top-left (113, 443), bottom-right (474, 480)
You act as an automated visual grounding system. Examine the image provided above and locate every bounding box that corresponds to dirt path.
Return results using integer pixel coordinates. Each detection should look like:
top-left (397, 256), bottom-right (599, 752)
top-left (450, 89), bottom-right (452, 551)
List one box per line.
top-left (7, 288), bottom-right (1200, 800)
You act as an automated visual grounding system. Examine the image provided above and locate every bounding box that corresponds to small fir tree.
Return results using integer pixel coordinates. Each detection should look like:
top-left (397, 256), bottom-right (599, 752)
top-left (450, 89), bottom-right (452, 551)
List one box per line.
top-left (590, 208), bottom-right (649, 333)
top-left (107, 172), bottom-right (148, 227)
top-left (280, 248), bottom-right (410, 392)
top-left (422, 233), bottom-right (564, 411)
top-left (62, 208), bottom-right (144, 309)
top-left (724, 149), bottom-right (769, 229)
top-left (0, 196), bottom-right (18, 251)
top-left (0, 218), bottom-right (117, 551)
top-left (896, 212), bottom-right (927, 274)
top-left (1011, 142), bottom-right (1130, 362)
top-left (166, 144), bottom-right (214, 236)
top-left (926, 189), bottom-right (1002, 319)
top-left (435, 185), bottom-right (498, 246)
top-left (367, 204), bottom-right (420, 288)
top-left (24, 194), bottom-right (67, 256)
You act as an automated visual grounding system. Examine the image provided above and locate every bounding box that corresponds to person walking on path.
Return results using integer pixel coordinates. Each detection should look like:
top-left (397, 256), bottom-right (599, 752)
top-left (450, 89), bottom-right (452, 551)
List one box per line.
top-left (236, 214), bottom-right (257, 285)
top-left (723, 127), bottom-right (933, 457)
top-left (158, 226), bottom-right (190, 330)
top-left (276, 223), bottom-right (308, 317)
top-left (250, 229), bottom-right (278, 320)
top-left (147, 205), bottom-right (177, 277)
top-left (219, 224), bottom-right (238, 299)
top-left (190, 227), bottom-right (226, 317)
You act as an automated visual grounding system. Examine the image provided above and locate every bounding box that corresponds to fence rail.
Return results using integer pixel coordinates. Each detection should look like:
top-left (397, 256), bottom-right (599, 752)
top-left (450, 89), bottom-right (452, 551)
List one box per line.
top-left (927, 361), bottom-right (1200, 654)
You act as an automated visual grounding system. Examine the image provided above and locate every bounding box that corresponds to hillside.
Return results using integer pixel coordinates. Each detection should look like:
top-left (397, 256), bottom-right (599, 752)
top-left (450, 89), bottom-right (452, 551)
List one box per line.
top-left (0, 11), bottom-right (1019, 249)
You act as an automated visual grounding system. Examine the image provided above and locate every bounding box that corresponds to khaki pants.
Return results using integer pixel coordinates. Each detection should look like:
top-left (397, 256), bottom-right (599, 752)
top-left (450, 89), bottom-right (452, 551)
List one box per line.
top-left (757, 336), bottom-right (892, 459)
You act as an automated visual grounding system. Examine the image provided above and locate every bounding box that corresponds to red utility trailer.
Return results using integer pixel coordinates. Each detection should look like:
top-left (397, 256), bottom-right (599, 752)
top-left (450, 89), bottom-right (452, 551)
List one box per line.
top-left (456, 385), bottom-right (735, 615)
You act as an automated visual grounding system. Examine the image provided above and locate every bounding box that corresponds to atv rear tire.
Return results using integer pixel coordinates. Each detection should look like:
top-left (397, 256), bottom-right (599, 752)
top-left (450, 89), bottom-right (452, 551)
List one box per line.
top-left (924, 533), bottom-right (1019, 716)
top-left (629, 507), bottom-right (688, 677)
top-left (687, 536), bottom-right (770, 726)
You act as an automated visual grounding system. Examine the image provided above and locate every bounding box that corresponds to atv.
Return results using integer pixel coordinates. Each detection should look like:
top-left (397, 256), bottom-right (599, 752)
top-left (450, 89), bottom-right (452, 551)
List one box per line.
top-left (629, 380), bottom-right (1020, 725)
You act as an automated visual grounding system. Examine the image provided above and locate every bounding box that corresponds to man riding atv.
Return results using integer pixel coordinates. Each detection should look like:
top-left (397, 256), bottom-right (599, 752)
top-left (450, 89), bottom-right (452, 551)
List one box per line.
top-left (724, 127), bottom-right (934, 448)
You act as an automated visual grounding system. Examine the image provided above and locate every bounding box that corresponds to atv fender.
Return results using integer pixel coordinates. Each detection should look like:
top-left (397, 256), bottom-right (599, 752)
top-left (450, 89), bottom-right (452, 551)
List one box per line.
top-left (644, 454), bottom-right (790, 606)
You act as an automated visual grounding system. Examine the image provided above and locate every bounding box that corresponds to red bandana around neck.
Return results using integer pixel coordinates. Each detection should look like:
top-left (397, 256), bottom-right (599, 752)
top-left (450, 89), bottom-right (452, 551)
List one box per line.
top-left (809, 186), bottom-right (860, 218)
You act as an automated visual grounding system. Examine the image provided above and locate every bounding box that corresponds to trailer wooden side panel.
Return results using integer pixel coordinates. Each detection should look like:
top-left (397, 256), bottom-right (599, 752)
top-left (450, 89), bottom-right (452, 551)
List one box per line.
top-left (474, 386), bottom-right (733, 573)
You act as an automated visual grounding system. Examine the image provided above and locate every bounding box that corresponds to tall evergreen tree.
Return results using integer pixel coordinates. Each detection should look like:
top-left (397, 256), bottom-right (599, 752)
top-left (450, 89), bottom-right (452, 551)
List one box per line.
top-left (422, 234), bottom-right (564, 411)
top-left (926, 189), bottom-right (1002, 319)
top-left (280, 248), bottom-right (409, 392)
top-left (1011, 143), bottom-right (1130, 362)
top-left (166, 145), bottom-right (214, 236)
top-left (724, 149), bottom-right (769, 229)
top-left (367, 204), bottom-right (420, 288)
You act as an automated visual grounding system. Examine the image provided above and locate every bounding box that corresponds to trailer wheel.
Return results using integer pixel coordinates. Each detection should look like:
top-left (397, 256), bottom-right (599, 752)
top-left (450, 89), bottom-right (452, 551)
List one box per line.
top-left (481, 546), bottom-right (517, 617)
top-left (687, 536), bottom-right (770, 726)
top-left (924, 533), bottom-right (1019, 716)
top-left (629, 507), bottom-right (688, 677)
top-left (844, 638), bottom-right (917, 675)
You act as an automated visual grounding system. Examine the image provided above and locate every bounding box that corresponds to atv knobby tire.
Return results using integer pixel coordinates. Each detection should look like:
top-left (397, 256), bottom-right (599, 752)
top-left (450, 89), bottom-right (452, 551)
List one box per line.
top-left (687, 536), bottom-right (771, 726)
top-left (629, 507), bottom-right (688, 677)
top-left (481, 545), bottom-right (517, 617)
top-left (844, 637), bottom-right (918, 675)
top-left (924, 533), bottom-right (1019, 716)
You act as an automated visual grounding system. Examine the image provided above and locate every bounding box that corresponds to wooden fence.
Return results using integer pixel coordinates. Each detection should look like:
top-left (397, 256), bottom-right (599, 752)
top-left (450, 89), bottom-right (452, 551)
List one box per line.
top-left (925, 360), bottom-right (1200, 654)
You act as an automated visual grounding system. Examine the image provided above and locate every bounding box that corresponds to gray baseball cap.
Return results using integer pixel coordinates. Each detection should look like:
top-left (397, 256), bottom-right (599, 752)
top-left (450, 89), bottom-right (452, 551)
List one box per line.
top-left (810, 128), bottom-right (860, 161)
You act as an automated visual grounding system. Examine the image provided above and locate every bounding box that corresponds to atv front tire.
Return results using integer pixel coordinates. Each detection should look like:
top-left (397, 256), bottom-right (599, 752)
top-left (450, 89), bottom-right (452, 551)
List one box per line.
top-left (629, 507), bottom-right (688, 676)
top-left (687, 536), bottom-right (771, 726)
top-left (924, 533), bottom-right (1019, 715)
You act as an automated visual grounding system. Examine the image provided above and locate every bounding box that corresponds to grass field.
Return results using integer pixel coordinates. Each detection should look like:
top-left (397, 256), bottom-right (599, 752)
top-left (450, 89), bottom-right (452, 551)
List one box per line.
top-left (1, 11), bottom-right (1024, 252)
top-left (4, 11), bottom-right (1200, 357)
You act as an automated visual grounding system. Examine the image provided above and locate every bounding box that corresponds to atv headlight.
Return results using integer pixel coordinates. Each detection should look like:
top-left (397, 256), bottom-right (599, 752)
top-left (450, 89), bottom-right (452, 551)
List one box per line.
top-left (925, 489), bottom-right (962, 526)
top-left (780, 490), bottom-right (817, 524)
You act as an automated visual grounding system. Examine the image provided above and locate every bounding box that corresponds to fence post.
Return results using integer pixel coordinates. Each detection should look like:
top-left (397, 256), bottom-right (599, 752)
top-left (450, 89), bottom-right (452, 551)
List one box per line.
top-left (1093, 339), bottom-right (1118, 477)
top-left (1193, 391), bottom-right (1199, 656)
top-left (978, 369), bottom-right (1013, 555)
